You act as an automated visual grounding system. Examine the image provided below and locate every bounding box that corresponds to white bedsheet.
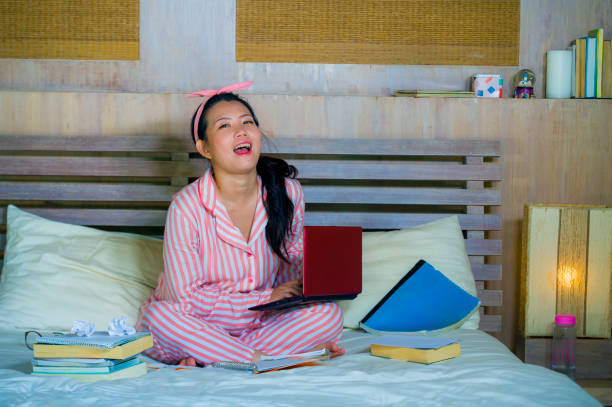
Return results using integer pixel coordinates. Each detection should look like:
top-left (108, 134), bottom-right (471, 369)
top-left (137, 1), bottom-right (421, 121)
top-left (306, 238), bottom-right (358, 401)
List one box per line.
top-left (0, 328), bottom-right (600, 407)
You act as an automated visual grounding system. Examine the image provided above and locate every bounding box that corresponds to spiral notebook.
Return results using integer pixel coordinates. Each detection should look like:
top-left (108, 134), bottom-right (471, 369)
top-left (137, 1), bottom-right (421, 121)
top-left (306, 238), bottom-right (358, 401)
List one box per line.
top-left (211, 348), bottom-right (329, 374)
top-left (33, 332), bottom-right (154, 359)
top-left (36, 331), bottom-right (150, 349)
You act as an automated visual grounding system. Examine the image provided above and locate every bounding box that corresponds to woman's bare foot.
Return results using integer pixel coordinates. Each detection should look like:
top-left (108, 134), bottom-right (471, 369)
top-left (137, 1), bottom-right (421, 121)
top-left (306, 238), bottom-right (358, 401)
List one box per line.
top-left (312, 341), bottom-right (345, 359)
top-left (177, 356), bottom-right (197, 367)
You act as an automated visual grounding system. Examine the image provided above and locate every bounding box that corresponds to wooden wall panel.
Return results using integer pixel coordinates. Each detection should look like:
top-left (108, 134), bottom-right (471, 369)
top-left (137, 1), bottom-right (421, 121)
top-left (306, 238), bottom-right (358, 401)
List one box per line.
top-left (1, 91), bottom-right (611, 350)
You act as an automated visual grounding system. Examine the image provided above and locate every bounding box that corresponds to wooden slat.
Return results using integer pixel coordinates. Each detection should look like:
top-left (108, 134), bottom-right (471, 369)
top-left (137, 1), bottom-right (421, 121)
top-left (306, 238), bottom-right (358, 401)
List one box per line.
top-left (1, 182), bottom-right (503, 206)
top-left (0, 156), bottom-right (208, 177)
top-left (0, 231), bottom-right (500, 259)
top-left (0, 135), bottom-right (501, 157)
top-left (0, 156), bottom-right (501, 182)
top-left (470, 263), bottom-right (502, 281)
top-left (465, 239), bottom-right (502, 256)
top-left (0, 209), bottom-right (502, 231)
top-left (303, 186), bottom-right (500, 205)
top-left (0, 208), bottom-right (168, 227)
top-left (0, 182), bottom-right (180, 202)
top-left (0, 135), bottom-right (194, 153)
top-left (0, 181), bottom-right (499, 206)
top-left (264, 138), bottom-right (501, 157)
top-left (294, 161), bottom-right (500, 181)
top-left (478, 289), bottom-right (503, 307)
top-left (479, 314), bottom-right (502, 332)
top-left (304, 212), bottom-right (501, 230)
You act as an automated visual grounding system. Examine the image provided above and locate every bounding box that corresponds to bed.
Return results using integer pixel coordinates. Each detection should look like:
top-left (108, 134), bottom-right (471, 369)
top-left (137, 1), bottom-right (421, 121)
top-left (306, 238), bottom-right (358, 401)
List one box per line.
top-left (0, 135), bottom-right (601, 406)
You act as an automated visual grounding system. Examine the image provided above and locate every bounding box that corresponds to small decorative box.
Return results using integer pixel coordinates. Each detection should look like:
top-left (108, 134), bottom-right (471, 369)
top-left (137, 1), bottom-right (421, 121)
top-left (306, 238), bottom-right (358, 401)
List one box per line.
top-left (472, 74), bottom-right (503, 98)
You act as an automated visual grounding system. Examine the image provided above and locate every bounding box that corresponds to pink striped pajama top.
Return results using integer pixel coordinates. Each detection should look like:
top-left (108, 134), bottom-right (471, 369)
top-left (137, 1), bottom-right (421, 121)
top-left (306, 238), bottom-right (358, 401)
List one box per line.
top-left (137, 169), bottom-right (343, 364)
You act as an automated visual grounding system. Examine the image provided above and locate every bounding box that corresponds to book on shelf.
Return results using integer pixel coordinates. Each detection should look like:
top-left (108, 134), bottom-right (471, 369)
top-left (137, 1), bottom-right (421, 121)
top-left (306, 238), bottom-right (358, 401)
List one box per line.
top-left (369, 335), bottom-right (460, 364)
top-left (31, 360), bottom-right (147, 382)
top-left (588, 28), bottom-right (604, 98)
top-left (33, 331), bottom-right (153, 359)
top-left (575, 38), bottom-right (586, 98)
top-left (394, 90), bottom-right (475, 98)
top-left (570, 42), bottom-right (576, 97)
top-left (602, 40), bottom-right (612, 98)
top-left (211, 348), bottom-right (329, 374)
top-left (585, 36), bottom-right (597, 98)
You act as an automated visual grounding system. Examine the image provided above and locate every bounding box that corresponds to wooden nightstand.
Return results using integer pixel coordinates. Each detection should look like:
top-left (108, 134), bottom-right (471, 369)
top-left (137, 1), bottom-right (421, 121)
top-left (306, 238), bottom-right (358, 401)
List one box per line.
top-left (576, 380), bottom-right (612, 406)
top-left (516, 335), bottom-right (612, 405)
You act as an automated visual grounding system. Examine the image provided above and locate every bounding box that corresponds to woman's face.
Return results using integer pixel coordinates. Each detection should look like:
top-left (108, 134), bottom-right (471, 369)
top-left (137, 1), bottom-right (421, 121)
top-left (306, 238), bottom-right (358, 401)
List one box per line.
top-left (197, 100), bottom-right (262, 176)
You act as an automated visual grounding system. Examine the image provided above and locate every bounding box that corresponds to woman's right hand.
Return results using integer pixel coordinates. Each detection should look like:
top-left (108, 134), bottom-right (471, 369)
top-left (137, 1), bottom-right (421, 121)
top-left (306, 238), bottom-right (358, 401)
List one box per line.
top-left (269, 279), bottom-right (302, 303)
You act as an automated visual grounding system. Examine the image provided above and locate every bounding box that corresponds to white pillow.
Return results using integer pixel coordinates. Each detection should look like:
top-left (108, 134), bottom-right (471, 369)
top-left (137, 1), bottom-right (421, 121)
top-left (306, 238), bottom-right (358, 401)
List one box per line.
top-left (337, 215), bottom-right (480, 330)
top-left (0, 205), bottom-right (163, 331)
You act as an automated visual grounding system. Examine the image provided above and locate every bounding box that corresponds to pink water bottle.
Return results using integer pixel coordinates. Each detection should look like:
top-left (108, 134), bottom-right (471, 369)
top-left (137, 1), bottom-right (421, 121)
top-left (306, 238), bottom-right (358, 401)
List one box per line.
top-left (551, 314), bottom-right (576, 380)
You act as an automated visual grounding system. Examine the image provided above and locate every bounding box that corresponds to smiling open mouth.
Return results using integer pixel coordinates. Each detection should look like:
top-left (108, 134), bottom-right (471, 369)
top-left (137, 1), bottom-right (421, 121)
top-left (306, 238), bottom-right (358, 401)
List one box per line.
top-left (233, 142), bottom-right (252, 153)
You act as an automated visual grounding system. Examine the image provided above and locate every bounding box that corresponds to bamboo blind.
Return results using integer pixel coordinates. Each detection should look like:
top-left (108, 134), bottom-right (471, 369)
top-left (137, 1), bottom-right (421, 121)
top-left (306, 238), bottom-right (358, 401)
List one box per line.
top-left (236, 0), bottom-right (520, 65)
top-left (0, 0), bottom-right (139, 60)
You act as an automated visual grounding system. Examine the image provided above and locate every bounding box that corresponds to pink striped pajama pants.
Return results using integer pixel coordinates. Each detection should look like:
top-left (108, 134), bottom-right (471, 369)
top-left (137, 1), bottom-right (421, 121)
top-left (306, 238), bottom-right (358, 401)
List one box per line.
top-left (138, 300), bottom-right (343, 364)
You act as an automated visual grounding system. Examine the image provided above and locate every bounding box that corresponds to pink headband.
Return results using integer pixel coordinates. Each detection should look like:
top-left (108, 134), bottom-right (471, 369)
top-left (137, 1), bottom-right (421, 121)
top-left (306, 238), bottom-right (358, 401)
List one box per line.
top-left (187, 81), bottom-right (254, 142)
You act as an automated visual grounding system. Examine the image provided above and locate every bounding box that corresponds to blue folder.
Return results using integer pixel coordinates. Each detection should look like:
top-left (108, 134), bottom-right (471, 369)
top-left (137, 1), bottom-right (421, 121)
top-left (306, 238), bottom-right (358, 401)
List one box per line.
top-left (360, 260), bottom-right (480, 333)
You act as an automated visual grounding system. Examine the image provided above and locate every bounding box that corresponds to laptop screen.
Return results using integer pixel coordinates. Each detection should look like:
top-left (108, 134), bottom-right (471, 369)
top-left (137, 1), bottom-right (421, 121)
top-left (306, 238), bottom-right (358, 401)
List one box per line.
top-left (302, 226), bottom-right (362, 297)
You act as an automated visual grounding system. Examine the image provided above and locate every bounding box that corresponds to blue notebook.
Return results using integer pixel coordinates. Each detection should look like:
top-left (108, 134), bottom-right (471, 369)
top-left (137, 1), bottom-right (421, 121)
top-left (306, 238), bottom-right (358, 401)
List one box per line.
top-left (360, 260), bottom-right (480, 333)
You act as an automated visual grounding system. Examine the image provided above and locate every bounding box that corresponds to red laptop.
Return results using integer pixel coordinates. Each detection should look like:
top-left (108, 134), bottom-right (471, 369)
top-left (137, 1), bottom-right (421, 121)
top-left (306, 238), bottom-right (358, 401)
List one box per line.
top-left (249, 225), bottom-right (362, 311)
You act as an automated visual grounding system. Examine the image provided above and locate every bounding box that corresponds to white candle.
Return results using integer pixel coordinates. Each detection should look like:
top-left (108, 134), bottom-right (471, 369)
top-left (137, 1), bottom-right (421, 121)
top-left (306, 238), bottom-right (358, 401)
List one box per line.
top-left (546, 50), bottom-right (573, 98)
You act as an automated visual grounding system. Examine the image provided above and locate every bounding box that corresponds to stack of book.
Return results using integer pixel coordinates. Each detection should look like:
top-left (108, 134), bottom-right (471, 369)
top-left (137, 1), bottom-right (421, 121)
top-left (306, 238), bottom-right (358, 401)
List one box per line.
top-left (394, 90), bottom-right (475, 98)
top-left (571, 28), bottom-right (611, 98)
top-left (31, 331), bottom-right (153, 382)
top-left (369, 334), bottom-right (460, 364)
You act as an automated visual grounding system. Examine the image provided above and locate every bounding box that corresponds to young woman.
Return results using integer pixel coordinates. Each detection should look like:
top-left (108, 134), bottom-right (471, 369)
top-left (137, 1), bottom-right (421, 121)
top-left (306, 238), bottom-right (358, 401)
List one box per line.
top-left (137, 82), bottom-right (345, 366)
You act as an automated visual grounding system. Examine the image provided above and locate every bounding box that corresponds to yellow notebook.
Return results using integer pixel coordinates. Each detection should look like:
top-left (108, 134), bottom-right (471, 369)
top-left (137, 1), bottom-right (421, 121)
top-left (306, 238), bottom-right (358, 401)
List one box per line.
top-left (370, 335), bottom-right (460, 364)
top-left (394, 90), bottom-right (475, 98)
top-left (33, 333), bottom-right (153, 359)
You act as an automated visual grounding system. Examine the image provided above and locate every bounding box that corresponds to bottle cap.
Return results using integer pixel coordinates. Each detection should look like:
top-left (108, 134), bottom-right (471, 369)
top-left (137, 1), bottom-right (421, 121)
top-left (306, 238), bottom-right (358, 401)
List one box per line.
top-left (555, 314), bottom-right (576, 325)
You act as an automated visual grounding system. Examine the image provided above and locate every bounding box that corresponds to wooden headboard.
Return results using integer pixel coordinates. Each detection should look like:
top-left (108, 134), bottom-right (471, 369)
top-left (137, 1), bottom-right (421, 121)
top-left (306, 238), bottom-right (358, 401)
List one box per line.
top-left (0, 135), bottom-right (502, 332)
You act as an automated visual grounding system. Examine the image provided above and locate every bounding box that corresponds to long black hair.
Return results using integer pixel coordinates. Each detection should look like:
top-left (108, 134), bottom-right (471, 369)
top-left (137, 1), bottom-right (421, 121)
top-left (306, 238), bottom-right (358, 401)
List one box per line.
top-left (191, 92), bottom-right (298, 263)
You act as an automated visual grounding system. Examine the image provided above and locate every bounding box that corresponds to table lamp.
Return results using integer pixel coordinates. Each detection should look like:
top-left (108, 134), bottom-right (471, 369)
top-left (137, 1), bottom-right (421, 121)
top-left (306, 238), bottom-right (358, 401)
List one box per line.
top-left (520, 204), bottom-right (611, 338)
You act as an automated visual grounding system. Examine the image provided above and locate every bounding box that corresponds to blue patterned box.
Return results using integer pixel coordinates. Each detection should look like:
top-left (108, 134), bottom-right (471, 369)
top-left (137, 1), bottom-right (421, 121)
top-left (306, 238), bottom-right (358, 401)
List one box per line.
top-left (472, 74), bottom-right (503, 98)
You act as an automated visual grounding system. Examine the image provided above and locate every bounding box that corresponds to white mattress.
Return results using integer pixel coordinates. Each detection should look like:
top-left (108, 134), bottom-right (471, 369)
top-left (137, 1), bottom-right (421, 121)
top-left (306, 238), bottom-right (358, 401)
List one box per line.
top-left (0, 328), bottom-right (600, 407)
